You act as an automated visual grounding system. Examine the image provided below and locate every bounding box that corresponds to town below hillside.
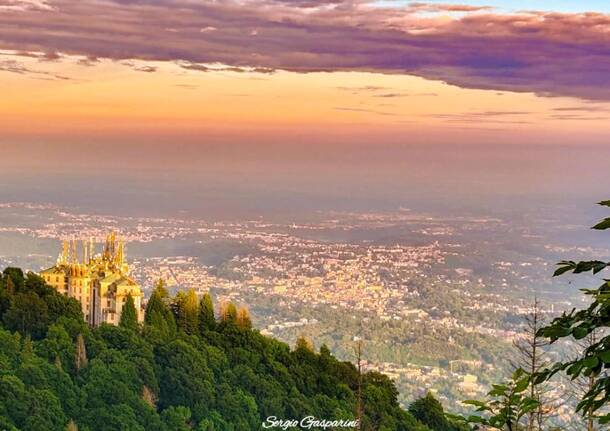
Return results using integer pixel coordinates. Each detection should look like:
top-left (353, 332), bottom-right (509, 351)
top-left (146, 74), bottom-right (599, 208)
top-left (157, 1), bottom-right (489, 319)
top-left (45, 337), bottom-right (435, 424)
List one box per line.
top-left (0, 202), bottom-right (598, 420)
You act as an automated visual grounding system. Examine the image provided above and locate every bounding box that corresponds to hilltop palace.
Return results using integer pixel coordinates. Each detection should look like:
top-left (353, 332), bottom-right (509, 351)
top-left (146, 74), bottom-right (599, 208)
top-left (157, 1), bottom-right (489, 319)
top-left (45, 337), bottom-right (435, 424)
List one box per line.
top-left (40, 233), bottom-right (143, 326)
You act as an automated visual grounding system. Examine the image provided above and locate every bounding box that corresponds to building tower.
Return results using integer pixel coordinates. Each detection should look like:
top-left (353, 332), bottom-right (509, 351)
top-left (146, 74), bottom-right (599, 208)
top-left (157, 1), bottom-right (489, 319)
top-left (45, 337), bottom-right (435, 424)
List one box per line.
top-left (40, 233), bottom-right (143, 327)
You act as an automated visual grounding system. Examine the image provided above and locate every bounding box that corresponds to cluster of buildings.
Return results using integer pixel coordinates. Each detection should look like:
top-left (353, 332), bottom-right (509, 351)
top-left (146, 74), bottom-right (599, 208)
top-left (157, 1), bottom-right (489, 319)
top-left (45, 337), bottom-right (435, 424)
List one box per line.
top-left (226, 241), bottom-right (445, 315)
top-left (363, 359), bottom-right (486, 398)
top-left (40, 233), bottom-right (143, 326)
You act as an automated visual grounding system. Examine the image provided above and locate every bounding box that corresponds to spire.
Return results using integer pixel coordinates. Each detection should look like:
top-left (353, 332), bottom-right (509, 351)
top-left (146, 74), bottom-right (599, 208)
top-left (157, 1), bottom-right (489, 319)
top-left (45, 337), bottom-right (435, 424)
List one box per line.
top-left (116, 239), bottom-right (124, 267)
top-left (82, 239), bottom-right (88, 263)
top-left (89, 237), bottom-right (94, 262)
top-left (103, 234), bottom-right (111, 261)
top-left (61, 240), bottom-right (69, 265)
top-left (71, 239), bottom-right (78, 264)
top-left (110, 232), bottom-right (116, 257)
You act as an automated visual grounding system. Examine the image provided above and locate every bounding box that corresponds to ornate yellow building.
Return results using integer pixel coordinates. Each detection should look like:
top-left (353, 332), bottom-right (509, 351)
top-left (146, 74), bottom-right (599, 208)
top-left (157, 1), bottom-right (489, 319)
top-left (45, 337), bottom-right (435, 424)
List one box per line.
top-left (40, 233), bottom-right (143, 326)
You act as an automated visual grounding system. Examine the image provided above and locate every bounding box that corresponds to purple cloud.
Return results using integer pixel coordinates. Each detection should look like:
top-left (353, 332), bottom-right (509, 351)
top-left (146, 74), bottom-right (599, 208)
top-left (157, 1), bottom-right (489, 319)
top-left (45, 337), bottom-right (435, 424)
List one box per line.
top-left (0, 58), bottom-right (72, 80)
top-left (0, 1), bottom-right (609, 100)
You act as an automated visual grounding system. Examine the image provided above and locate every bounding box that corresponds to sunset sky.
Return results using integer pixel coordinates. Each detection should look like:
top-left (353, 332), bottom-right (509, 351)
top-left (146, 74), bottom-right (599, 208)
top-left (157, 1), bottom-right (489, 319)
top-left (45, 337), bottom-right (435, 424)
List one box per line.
top-left (0, 0), bottom-right (609, 219)
top-left (1, 0), bottom-right (610, 151)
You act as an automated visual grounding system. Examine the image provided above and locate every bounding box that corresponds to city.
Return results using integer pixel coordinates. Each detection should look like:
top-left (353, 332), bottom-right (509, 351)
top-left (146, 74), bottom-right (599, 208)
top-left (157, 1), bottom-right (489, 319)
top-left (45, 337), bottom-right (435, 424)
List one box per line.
top-left (0, 201), bottom-right (594, 422)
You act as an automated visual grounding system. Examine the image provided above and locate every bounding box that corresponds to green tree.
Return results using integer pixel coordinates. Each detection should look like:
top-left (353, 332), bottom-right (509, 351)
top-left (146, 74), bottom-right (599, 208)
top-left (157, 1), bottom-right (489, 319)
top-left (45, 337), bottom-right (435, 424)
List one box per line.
top-left (3, 291), bottom-right (49, 338)
top-left (5, 274), bottom-right (15, 295)
top-left (454, 368), bottom-right (539, 431)
top-left (0, 276), bottom-right (14, 318)
top-left (120, 294), bottom-right (139, 332)
top-left (0, 375), bottom-right (28, 427)
top-left (537, 200), bottom-right (610, 426)
top-left (145, 287), bottom-right (175, 334)
top-left (154, 279), bottom-right (169, 299)
top-left (173, 289), bottom-right (199, 335)
top-left (3, 268), bottom-right (24, 291)
top-left (161, 406), bottom-right (192, 431)
top-left (410, 392), bottom-right (464, 431)
top-left (23, 389), bottom-right (66, 431)
top-left (198, 293), bottom-right (215, 332)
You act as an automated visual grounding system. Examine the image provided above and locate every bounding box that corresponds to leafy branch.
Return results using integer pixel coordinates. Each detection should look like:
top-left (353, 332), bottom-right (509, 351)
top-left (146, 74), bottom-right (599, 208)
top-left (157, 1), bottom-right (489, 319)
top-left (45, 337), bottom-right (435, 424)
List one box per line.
top-left (450, 368), bottom-right (539, 430)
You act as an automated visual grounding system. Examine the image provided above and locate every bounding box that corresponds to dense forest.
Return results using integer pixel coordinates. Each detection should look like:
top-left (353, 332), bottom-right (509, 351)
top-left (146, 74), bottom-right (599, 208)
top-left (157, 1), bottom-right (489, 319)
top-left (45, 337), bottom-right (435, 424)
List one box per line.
top-left (0, 267), bottom-right (465, 431)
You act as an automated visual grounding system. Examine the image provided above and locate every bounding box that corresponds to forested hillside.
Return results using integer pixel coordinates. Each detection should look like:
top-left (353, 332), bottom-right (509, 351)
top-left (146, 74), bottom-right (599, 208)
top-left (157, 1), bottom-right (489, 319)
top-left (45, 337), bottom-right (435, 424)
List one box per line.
top-left (0, 267), bottom-right (463, 431)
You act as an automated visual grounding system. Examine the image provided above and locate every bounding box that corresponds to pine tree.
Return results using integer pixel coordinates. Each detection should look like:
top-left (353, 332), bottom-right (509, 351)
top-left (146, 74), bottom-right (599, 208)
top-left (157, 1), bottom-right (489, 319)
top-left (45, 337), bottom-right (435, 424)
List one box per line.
top-left (5, 275), bottom-right (14, 295)
top-left (145, 287), bottom-right (176, 335)
top-left (219, 302), bottom-right (237, 323)
top-left (236, 306), bottom-right (252, 329)
top-left (154, 279), bottom-right (169, 299)
top-left (119, 293), bottom-right (138, 331)
top-left (3, 267), bottom-right (24, 291)
top-left (173, 289), bottom-right (199, 335)
top-left (184, 289), bottom-right (199, 335)
top-left (145, 289), bottom-right (164, 325)
top-left (198, 293), bottom-right (215, 332)
top-left (295, 335), bottom-right (314, 352)
top-left (512, 298), bottom-right (558, 430)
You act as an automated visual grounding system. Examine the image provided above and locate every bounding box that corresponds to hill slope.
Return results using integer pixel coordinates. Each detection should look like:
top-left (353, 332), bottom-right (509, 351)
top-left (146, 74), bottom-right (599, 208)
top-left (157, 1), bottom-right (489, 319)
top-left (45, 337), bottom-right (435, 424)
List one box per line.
top-left (0, 267), bottom-right (463, 431)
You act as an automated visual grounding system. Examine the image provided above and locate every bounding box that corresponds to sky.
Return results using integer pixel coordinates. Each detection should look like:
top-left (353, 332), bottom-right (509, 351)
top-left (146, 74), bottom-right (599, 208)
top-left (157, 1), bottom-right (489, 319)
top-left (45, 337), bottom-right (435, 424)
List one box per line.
top-left (0, 0), bottom-right (610, 148)
top-left (377, 1), bottom-right (610, 13)
top-left (0, 0), bottom-right (609, 218)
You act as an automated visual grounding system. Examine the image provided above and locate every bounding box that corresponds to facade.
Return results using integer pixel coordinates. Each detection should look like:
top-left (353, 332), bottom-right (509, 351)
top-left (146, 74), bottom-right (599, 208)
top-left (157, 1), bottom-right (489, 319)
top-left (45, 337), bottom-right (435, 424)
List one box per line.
top-left (40, 233), bottom-right (143, 326)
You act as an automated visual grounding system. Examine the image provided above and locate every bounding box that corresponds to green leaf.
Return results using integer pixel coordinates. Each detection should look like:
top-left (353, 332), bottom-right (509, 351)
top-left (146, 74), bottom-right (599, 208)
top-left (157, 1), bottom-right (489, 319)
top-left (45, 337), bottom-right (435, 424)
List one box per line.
top-left (599, 413), bottom-right (610, 424)
top-left (573, 326), bottom-right (589, 340)
top-left (466, 415), bottom-right (486, 424)
top-left (592, 217), bottom-right (610, 230)
top-left (598, 200), bottom-right (610, 207)
top-left (593, 262), bottom-right (609, 274)
top-left (566, 362), bottom-right (583, 377)
top-left (512, 368), bottom-right (525, 380)
top-left (599, 351), bottom-right (610, 364)
top-left (514, 377), bottom-right (530, 393)
top-left (553, 261), bottom-right (575, 277)
top-left (582, 356), bottom-right (599, 368)
top-left (574, 261), bottom-right (608, 274)
top-left (463, 400), bottom-right (488, 408)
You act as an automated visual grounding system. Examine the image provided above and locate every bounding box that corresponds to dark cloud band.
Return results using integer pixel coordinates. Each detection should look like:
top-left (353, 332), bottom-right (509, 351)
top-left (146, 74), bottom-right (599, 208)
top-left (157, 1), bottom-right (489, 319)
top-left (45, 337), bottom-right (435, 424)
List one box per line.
top-left (0, 0), bottom-right (609, 100)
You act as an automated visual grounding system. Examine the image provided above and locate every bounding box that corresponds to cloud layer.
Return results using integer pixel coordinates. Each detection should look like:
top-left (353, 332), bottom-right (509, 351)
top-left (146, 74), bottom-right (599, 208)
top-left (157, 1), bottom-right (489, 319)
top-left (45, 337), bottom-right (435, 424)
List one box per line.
top-left (1, 0), bottom-right (609, 100)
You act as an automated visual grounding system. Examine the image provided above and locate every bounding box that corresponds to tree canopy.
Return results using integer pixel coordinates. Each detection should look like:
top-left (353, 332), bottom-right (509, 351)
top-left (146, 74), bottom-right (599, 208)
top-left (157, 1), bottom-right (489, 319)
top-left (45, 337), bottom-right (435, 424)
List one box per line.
top-left (0, 267), bottom-right (438, 430)
top-left (119, 294), bottom-right (139, 331)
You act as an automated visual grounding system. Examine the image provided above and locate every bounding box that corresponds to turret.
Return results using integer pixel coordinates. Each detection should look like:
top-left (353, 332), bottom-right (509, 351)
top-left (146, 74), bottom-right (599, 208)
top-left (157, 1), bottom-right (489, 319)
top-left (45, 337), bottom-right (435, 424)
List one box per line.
top-left (71, 239), bottom-right (78, 264)
top-left (116, 239), bottom-right (124, 266)
top-left (111, 232), bottom-right (117, 257)
top-left (82, 240), bottom-right (88, 263)
top-left (61, 240), bottom-right (69, 265)
top-left (89, 238), bottom-right (95, 263)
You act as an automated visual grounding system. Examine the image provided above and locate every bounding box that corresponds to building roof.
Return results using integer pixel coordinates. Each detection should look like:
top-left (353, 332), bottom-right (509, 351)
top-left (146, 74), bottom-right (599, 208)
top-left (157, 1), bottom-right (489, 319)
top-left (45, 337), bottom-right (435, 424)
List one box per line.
top-left (40, 266), bottom-right (67, 275)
